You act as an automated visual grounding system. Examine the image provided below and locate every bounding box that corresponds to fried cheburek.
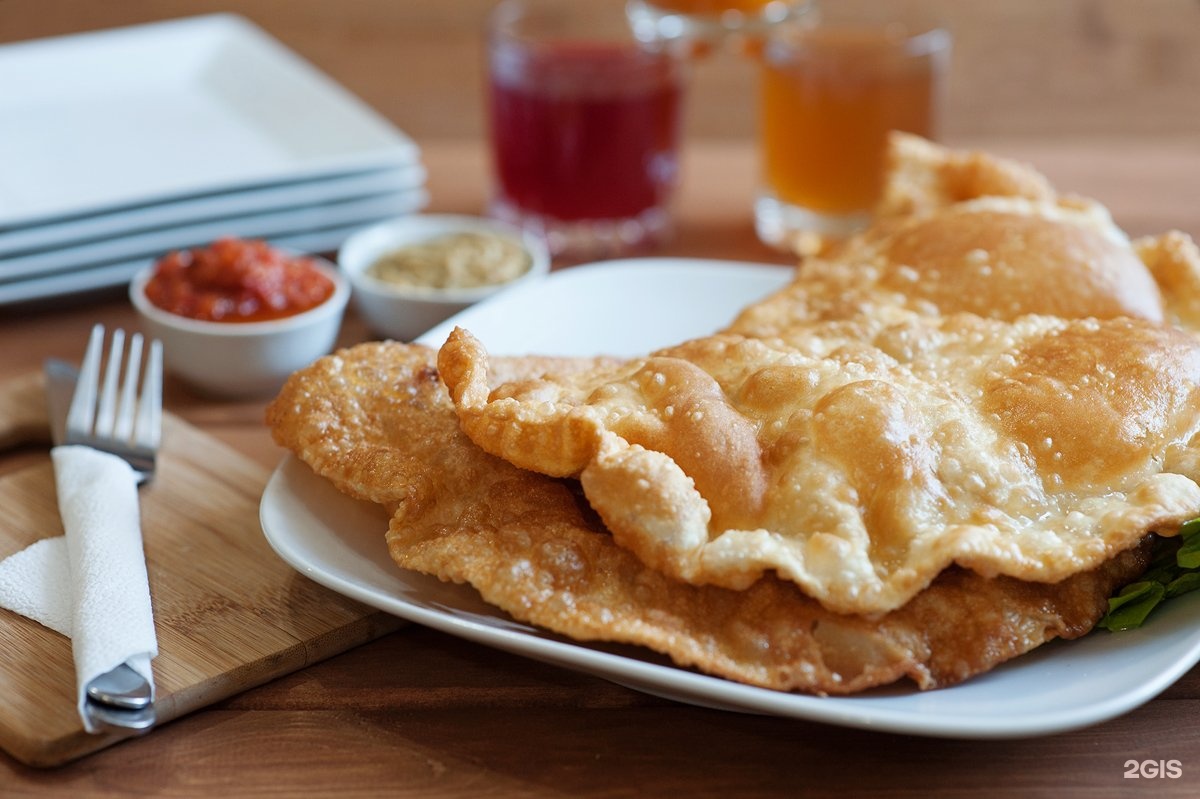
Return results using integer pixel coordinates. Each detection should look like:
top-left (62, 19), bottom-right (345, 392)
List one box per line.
top-left (439, 314), bottom-right (1200, 615)
top-left (729, 133), bottom-right (1200, 337)
top-left (266, 342), bottom-right (1153, 693)
top-left (268, 135), bottom-right (1196, 694)
top-left (436, 135), bottom-right (1200, 616)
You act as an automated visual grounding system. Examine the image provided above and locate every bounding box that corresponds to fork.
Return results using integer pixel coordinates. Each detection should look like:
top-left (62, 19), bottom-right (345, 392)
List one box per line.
top-left (62, 324), bottom-right (163, 732)
top-left (66, 324), bottom-right (162, 483)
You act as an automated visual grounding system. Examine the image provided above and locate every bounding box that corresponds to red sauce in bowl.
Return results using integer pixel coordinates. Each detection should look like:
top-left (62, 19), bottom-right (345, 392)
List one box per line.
top-left (143, 237), bottom-right (335, 323)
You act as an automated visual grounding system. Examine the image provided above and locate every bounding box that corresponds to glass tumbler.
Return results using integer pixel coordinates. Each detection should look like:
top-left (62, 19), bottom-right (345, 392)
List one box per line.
top-left (755, 7), bottom-right (951, 251)
top-left (487, 0), bottom-right (687, 261)
top-left (626, 0), bottom-right (812, 52)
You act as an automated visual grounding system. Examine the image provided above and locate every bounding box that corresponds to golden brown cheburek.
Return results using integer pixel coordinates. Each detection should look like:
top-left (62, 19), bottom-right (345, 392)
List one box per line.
top-left (730, 133), bottom-right (1200, 336)
top-left (265, 342), bottom-right (618, 510)
top-left (269, 136), bottom-right (1195, 693)
top-left (437, 134), bottom-right (1200, 616)
top-left (266, 342), bottom-right (1152, 694)
top-left (439, 313), bottom-right (1200, 615)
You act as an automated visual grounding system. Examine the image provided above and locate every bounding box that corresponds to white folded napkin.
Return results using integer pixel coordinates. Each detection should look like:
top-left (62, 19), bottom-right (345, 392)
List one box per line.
top-left (0, 445), bottom-right (158, 733)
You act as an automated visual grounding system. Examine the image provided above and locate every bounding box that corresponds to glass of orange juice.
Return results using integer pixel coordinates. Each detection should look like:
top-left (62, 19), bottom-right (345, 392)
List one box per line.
top-left (755, 6), bottom-right (950, 250)
top-left (627, 0), bottom-right (812, 50)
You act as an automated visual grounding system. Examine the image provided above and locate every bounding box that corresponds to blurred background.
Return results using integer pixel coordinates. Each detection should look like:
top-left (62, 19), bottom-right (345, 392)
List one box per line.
top-left (5, 0), bottom-right (1199, 144)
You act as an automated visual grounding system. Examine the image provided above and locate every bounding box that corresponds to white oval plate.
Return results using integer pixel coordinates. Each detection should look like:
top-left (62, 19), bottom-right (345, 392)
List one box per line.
top-left (260, 258), bottom-right (1200, 738)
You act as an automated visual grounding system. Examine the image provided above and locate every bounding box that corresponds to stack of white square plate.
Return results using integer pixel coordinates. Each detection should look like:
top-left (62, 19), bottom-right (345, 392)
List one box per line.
top-left (0, 13), bottom-right (429, 305)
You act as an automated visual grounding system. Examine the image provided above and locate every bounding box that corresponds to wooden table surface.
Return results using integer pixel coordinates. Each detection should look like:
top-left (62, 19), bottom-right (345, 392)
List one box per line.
top-left (2, 137), bottom-right (1200, 796)
top-left (6, 3), bottom-right (1200, 795)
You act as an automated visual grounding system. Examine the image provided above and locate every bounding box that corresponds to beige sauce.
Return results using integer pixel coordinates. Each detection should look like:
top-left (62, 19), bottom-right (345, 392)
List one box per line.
top-left (367, 232), bottom-right (531, 290)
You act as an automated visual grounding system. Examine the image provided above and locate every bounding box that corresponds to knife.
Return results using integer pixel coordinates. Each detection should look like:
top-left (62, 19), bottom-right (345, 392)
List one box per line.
top-left (44, 358), bottom-right (157, 733)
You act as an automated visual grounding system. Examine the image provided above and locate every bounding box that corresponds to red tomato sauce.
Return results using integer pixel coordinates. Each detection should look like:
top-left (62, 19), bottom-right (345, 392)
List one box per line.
top-left (143, 237), bottom-right (334, 323)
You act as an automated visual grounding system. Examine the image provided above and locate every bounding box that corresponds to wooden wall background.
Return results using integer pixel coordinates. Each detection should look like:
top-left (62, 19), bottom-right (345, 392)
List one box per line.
top-left (3, 0), bottom-right (1200, 145)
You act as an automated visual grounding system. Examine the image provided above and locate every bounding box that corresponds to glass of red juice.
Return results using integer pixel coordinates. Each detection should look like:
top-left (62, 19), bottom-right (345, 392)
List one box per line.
top-left (487, 0), bottom-right (686, 260)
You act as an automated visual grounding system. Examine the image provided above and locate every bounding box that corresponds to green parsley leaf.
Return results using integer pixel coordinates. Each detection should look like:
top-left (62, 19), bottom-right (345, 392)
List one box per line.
top-left (1166, 571), bottom-right (1200, 599)
top-left (1177, 534), bottom-right (1200, 569)
top-left (1103, 522), bottom-right (1200, 631)
top-left (1099, 581), bottom-right (1166, 632)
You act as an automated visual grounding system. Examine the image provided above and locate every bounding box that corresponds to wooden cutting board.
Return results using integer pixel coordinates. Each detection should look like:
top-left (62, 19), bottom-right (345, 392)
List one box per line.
top-left (0, 371), bottom-right (403, 767)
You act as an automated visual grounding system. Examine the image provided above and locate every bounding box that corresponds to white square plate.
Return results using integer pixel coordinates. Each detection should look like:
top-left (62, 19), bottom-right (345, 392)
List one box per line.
top-left (0, 202), bottom-right (424, 306)
top-left (0, 164), bottom-right (426, 258)
top-left (0, 187), bottom-right (428, 286)
top-left (0, 14), bottom-right (419, 228)
top-left (260, 259), bottom-right (1200, 738)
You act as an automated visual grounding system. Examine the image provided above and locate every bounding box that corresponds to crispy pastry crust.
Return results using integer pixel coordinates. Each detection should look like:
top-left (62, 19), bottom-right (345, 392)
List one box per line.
top-left (739, 133), bottom-right (1197, 334)
top-left (439, 317), bottom-right (1200, 615)
top-left (436, 134), bottom-right (1200, 616)
top-left (267, 134), bottom-right (1195, 694)
top-left (268, 343), bottom-right (1153, 694)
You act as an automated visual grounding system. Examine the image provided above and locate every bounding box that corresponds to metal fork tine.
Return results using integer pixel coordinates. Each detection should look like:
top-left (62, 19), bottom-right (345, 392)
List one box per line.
top-left (134, 338), bottom-right (163, 451)
top-left (67, 324), bottom-right (105, 438)
top-left (64, 325), bottom-right (162, 484)
top-left (114, 332), bottom-right (144, 443)
top-left (94, 328), bottom-right (125, 440)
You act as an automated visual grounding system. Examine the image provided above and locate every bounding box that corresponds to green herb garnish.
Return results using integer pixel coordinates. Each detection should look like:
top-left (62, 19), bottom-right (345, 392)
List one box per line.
top-left (1167, 571), bottom-right (1200, 598)
top-left (1176, 531), bottom-right (1200, 569)
top-left (1098, 581), bottom-right (1166, 631)
top-left (1099, 520), bottom-right (1200, 631)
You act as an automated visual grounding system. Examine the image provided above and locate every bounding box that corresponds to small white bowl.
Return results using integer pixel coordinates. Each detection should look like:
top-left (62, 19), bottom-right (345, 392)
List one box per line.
top-left (129, 254), bottom-right (350, 398)
top-left (338, 214), bottom-right (549, 341)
